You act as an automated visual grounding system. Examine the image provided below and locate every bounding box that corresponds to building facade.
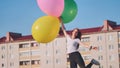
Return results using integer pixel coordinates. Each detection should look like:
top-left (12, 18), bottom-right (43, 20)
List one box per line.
top-left (0, 20), bottom-right (120, 68)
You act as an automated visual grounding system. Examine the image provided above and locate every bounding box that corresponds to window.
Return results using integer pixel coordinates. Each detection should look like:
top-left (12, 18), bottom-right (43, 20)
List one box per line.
top-left (19, 52), bottom-right (29, 57)
top-left (1, 54), bottom-right (5, 59)
top-left (31, 51), bottom-right (40, 56)
top-left (110, 65), bottom-right (113, 68)
top-left (10, 54), bottom-right (14, 59)
top-left (98, 46), bottom-right (103, 52)
top-left (20, 62), bottom-right (23, 65)
top-left (20, 61), bottom-right (30, 65)
top-left (31, 43), bottom-right (39, 47)
top-left (98, 55), bottom-right (103, 60)
top-left (1, 46), bottom-right (5, 50)
top-left (31, 60), bottom-right (40, 65)
top-left (118, 32), bottom-right (120, 38)
top-left (19, 43), bottom-right (30, 48)
top-left (46, 60), bottom-right (50, 64)
top-left (9, 45), bottom-right (14, 50)
top-left (54, 40), bottom-right (58, 46)
top-left (78, 46), bottom-right (87, 51)
top-left (84, 55), bottom-right (91, 60)
top-left (99, 65), bottom-right (103, 68)
top-left (97, 36), bottom-right (102, 41)
top-left (56, 59), bottom-right (61, 64)
top-left (109, 45), bottom-right (114, 50)
top-left (2, 63), bottom-right (4, 67)
top-left (10, 62), bottom-right (14, 67)
top-left (108, 35), bottom-right (113, 41)
top-left (109, 55), bottom-right (115, 61)
top-left (56, 50), bottom-right (60, 55)
top-left (46, 51), bottom-right (49, 56)
top-left (81, 37), bottom-right (90, 42)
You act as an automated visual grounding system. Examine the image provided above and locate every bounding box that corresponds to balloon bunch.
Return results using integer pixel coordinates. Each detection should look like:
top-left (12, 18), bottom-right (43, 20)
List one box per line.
top-left (31, 0), bottom-right (78, 43)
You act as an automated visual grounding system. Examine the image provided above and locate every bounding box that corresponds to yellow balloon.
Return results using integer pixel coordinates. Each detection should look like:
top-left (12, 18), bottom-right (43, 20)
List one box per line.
top-left (31, 16), bottom-right (60, 43)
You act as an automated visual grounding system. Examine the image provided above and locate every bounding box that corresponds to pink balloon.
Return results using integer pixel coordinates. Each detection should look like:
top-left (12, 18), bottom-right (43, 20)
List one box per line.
top-left (37, 0), bottom-right (64, 17)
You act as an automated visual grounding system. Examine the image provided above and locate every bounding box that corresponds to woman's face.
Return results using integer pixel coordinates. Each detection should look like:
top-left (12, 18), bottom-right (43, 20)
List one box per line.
top-left (72, 29), bottom-right (78, 38)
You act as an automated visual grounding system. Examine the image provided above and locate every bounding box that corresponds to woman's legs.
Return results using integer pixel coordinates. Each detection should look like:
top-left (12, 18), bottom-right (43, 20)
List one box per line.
top-left (69, 52), bottom-right (77, 68)
top-left (86, 59), bottom-right (100, 68)
top-left (69, 52), bottom-right (100, 68)
top-left (69, 52), bottom-right (86, 68)
top-left (85, 63), bottom-right (93, 68)
top-left (75, 52), bottom-right (89, 68)
top-left (70, 59), bottom-right (77, 68)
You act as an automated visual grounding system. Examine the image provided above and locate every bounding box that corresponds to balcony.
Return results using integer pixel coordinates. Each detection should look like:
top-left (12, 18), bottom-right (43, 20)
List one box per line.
top-left (31, 43), bottom-right (40, 50)
top-left (31, 64), bottom-right (40, 68)
top-left (31, 46), bottom-right (39, 50)
top-left (19, 56), bottom-right (31, 61)
top-left (31, 55), bottom-right (40, 60)
top-left (19, 43), bottom-right (30, 51)
top-left (20, 63), bottom-right (40, 68)
top-left (20, 61), bottom-right (31, 68)
top-left (20, 65), bottom-right (31, 68)
top-left (19, 48), bottom-right (30, 51)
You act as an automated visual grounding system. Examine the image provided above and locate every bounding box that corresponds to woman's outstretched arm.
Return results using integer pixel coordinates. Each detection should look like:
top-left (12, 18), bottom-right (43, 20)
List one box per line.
top-left (61, 22), bottom-right (68, 37)
top-left (79, 41), bottom-right (98, 50)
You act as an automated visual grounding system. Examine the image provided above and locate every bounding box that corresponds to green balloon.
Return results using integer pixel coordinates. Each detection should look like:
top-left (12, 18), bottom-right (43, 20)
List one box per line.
top-left (60, 0), bottom-right (78, 24)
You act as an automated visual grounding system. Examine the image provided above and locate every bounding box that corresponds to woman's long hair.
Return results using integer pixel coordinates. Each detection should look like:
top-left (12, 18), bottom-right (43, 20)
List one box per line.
top-left (73, 28), bottom-right (82, 40)
top-left (73, 28), bottom-right (82, 49)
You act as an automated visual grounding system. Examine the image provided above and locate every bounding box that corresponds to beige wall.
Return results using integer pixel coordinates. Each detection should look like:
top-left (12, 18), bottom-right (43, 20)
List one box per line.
top-left (106, 32), bottom-right (119, 68)
top-left (0, 31), bottom-right (120, 68)
top-left (0, 44), bottom-right (8, 68)
top-left (7, 43), bottom-right (19, 68)
top-left (90, 32), bottom-right (119, 68)
top-left (40, 37), bottom-right (67, 68)
top-left (90, 33), bottom-right (108, 68)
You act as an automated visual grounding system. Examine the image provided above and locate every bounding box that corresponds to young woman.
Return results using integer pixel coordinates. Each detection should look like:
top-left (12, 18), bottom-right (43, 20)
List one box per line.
top-left (61, 22), bottom-right (100, 68)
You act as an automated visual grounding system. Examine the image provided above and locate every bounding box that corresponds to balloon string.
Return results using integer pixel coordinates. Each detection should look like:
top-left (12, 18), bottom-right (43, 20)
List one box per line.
top-left (58, 17), bottom-right (66, 30)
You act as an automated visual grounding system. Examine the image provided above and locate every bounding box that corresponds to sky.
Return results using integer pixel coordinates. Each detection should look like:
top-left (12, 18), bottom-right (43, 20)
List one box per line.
top-left (0, 0), bottom-right (120, 38)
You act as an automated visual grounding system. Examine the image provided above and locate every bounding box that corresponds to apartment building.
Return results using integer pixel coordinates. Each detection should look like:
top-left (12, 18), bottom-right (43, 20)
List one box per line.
top-left (0, 20), bottom-right (120, 68)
